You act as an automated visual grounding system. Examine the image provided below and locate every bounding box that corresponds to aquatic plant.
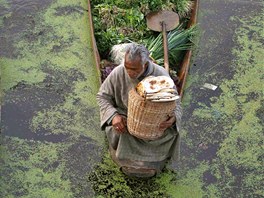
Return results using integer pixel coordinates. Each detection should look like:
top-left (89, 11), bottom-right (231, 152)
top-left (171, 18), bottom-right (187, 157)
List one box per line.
top-left (88, 151), bottom-right (168, 197)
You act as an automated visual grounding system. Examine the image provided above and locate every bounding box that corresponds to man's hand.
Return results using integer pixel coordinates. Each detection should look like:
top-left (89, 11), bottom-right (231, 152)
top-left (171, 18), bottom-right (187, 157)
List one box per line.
top-left (159, 115), bottom-right (176, 131)
top-left (112, 114), bottom-right (127, 133)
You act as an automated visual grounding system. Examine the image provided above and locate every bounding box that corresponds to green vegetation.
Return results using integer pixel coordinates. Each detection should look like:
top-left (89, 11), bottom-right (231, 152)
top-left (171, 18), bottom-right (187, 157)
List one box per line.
top-left (89, 151), bottom-right (210, 198)
top-left (145, 24), bottom-right (198, 66)
top-left (0, 0), bottom-right (10, 27)
top-left (211, 14), bottom-right (264, 197)
top-left (1, 0), bottom-right (103, 142)
top-left (0, 137), bottom-right (73, 197)
top-left (1, 0), bottom-right (103, 197)
top-left (181, 11), bottom-right (264, 198)
top-left (91, 0), bottom-right (194, 57)
top-left (1, 58), bottom-right (46, 91)
top-left (88, 151), bottom-right (166, 197)
top-left (1, 0), bottom-right (263, 197)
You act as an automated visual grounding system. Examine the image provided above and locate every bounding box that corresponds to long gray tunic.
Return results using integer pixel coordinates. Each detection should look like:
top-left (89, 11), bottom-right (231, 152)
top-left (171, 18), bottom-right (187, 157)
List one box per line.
top-left (96, 61), bottom-right (182, 162)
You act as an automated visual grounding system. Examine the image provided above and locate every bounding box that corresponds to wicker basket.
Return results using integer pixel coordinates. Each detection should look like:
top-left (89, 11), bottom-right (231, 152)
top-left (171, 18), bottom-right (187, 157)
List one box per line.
top-left (127, 88), bottom-right (176, 140)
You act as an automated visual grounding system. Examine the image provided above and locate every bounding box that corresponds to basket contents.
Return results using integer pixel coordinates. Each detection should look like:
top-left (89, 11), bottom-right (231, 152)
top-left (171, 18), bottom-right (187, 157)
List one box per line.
top-left (136, 76), bottom-right (180, 102)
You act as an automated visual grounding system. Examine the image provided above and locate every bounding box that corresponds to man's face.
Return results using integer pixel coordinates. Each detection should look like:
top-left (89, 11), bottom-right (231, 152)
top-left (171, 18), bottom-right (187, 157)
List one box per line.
top-left (124, 54), bottom-right (146, 79)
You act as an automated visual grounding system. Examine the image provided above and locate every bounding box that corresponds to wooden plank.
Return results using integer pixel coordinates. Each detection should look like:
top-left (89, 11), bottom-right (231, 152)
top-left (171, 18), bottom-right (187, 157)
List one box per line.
top-left (177, 0), bottom-right (199, 97)
top-left (87, 0), bottom-right (101, 84)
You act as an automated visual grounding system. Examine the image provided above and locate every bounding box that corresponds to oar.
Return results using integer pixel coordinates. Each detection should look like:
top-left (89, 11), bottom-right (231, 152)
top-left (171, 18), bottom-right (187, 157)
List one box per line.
top-left (146, 11), bottom-right (179, 72)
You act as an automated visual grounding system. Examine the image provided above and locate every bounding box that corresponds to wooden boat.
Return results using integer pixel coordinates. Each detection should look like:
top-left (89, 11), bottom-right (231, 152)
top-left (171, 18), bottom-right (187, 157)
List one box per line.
top-left (87, 0), bottom-right (199, 98)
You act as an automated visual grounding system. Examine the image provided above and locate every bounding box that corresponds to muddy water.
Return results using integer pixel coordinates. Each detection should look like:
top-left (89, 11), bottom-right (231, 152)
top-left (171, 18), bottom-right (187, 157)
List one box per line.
top-left (1, 0), bottom-right (263, 197)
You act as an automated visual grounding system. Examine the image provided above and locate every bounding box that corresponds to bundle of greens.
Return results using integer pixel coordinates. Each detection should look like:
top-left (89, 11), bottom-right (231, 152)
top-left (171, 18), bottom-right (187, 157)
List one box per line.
top-left (92, 0), bottom-right (198, 83)
top-left (143, 24), bottom-right (197, 67)
top-left (91, 0), bottom-right (194, 57)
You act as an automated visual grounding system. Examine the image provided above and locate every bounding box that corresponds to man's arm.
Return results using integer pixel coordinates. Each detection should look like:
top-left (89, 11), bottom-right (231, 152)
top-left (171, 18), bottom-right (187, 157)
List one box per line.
top-left (96, 90), bottom-right (118, 130)
top-left (96, 69), bottom-right (120, 130)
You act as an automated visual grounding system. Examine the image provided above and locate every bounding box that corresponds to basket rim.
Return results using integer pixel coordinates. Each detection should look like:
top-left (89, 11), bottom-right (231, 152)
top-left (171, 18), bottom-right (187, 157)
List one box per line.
top-left (129, 88), bottom-right (176, 104)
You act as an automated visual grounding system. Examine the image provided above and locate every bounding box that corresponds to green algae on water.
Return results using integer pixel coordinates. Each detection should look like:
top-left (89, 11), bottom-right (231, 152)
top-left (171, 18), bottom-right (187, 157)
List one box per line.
top-left (88, 150), bottom-right (169, 198)
top-left (88, 5), bottom-right (264, 198)
top-left (1, 0), bottom-right (103, 197)
top-left (0, 137), bottom-right (73, 197)
top-left (6, 0), bottom-right (104, 143)
top-left (0, 0), bottom-right (10, 27)
top-left (1, 57), bottom-right (46, 92)
top-left (184, 12), bottom-right (264, 197)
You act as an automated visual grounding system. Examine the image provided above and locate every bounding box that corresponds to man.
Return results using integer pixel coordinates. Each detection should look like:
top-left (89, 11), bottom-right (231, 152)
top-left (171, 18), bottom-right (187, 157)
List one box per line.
top-left (96, 43), bottom-right (182, 177)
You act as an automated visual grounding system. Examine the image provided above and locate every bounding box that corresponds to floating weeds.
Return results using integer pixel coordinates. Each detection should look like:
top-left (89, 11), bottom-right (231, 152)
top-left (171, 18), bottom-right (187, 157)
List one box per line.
top-left (182, 11), bottom-right (263, 197)
top-left (1, 0), bottom-right (263, 197)
top-left (0, 137), bottom-right (74, 197)
top-left (1, 0), bottom-right (102, 197)
top-left (88, 150), bottom-right (168, 197)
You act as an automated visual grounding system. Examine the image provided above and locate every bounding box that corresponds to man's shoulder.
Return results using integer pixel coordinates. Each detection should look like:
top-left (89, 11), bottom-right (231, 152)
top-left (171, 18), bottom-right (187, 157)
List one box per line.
top-left (111, 64), bottom-right (125, 75)
top-left (102, 64), bottom-right (126, 84)
top-left (150, 62), bottom-right (170, 77)
top-left (99, 65), bottom-right (126, 89)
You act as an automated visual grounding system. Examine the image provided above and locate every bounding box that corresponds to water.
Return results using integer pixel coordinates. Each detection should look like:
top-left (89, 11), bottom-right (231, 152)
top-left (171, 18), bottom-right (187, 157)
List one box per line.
top-left (1, 0), bottom-right (263, 197)
top-left (1, 0), bottom-right (102, 197)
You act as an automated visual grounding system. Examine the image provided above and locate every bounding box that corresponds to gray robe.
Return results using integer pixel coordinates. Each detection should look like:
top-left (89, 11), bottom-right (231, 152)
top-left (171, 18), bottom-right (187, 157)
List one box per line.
top-left (96, 61), bottom-right (182, 163)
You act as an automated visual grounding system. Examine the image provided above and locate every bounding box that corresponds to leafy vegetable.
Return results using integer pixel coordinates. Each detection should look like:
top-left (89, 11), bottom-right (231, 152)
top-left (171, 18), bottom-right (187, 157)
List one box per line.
top-left (144, 24), bottom-right (198, 67)
top-left (91, 0), bottom-right (194, 57)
